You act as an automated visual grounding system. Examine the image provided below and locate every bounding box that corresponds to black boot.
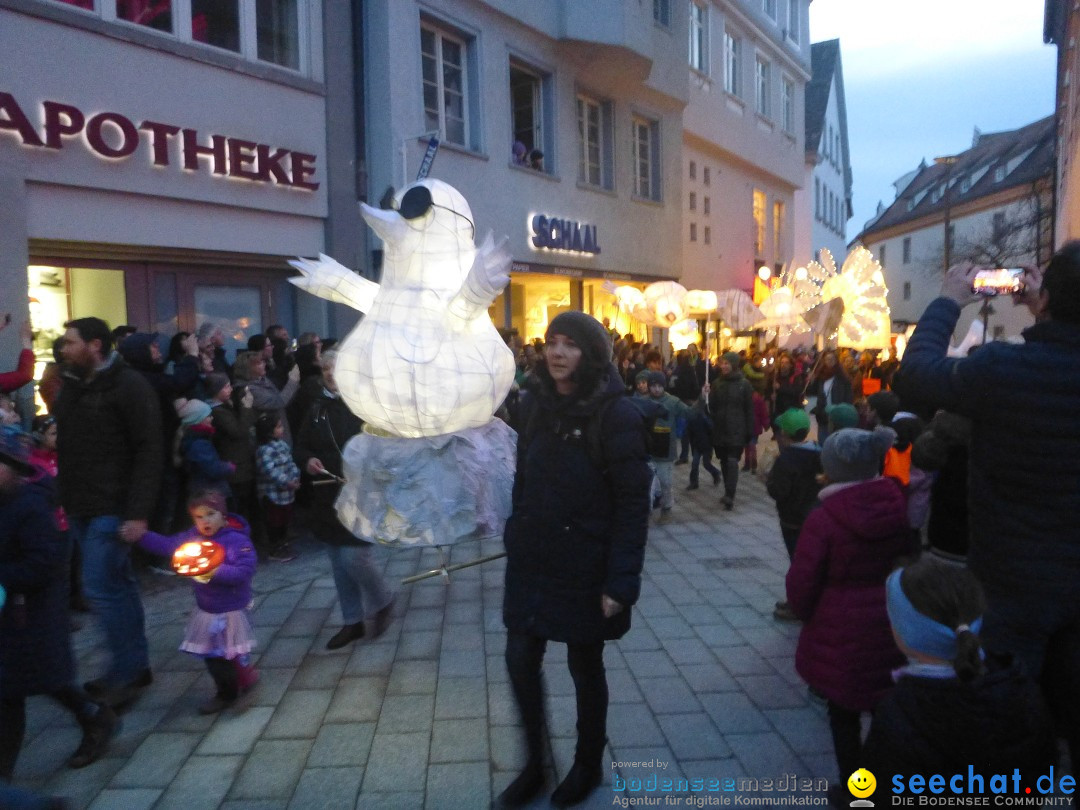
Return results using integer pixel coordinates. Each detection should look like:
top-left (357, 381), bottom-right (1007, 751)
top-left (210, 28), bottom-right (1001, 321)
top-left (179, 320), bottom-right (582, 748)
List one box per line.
top-left (498, 755), bottom-right (545, 807)
top-left (69, 703), bottom-right (117, 768)
top-left (551, 756), bottom-right (603, 807)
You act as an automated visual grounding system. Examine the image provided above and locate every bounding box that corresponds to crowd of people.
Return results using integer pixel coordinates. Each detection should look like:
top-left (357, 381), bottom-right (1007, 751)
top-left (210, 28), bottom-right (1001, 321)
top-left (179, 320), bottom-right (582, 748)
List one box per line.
top-left (1, 243), bottom-right (1079, 808)
top-left (0, 316), bottom-right (394, 800)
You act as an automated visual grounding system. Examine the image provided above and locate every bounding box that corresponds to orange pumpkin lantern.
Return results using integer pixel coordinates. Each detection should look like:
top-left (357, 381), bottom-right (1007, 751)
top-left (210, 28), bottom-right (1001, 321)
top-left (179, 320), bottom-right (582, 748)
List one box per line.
top-left (172, 540), bottom-right (225, 577)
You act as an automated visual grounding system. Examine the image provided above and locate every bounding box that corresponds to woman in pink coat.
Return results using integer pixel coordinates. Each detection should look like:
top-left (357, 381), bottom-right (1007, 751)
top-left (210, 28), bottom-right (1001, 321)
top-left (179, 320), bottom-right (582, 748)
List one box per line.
top-left (785, 427), bottom-right (917, 788)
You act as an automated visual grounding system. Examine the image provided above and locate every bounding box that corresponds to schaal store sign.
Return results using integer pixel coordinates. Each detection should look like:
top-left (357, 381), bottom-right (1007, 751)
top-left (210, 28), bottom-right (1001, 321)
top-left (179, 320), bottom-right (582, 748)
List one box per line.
top-left (0, 90), bottom-right (319, 191)
top-left (530, 214), bottom-right (601, 255)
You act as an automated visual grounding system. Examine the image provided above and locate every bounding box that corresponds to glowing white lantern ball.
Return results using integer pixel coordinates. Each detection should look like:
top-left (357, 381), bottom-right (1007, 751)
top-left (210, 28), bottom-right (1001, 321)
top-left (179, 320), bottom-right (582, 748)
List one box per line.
top-left (758, 266), bottom-right (772, 281)
top-left (669, 319), bottom-right (701, 350)
top-left (289, 179), bottom-right (515, 437)
top-left (794, 266), bottom-right (808, 281)
top-left (640, 281), bottom-right (689, 326)
top-left (684, 289), bottom-right (718, 314)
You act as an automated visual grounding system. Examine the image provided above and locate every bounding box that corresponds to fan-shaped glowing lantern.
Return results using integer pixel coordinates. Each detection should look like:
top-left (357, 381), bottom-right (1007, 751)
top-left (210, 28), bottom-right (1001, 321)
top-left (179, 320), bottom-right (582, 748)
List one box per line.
top-left (288, 179), bottom-right (517, 547)
top-left (172, 540), bottom-right (225, 577)
top-left (754, 288), bottom-right (811, 340)
top-left (817, 247), bottom-right (892, 350)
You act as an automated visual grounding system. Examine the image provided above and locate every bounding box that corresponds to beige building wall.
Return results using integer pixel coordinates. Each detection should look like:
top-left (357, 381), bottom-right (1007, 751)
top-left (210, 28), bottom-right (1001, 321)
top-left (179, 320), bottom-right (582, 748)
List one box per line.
top-left (680, 0), bottom-right (810, 294)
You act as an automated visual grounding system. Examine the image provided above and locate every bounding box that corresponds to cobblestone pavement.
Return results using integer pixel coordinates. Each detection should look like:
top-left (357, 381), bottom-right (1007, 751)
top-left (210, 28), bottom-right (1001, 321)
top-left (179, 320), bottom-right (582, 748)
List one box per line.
top-left (13, 460), bottom-right (836, 809)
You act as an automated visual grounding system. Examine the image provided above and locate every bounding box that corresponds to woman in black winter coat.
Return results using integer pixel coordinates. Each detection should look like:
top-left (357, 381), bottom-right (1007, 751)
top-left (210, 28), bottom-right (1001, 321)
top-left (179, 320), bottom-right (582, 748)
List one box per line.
top-left (0, 427), bottom-right (115, 781)
top-left (500, 312), bottom-right (651, 808)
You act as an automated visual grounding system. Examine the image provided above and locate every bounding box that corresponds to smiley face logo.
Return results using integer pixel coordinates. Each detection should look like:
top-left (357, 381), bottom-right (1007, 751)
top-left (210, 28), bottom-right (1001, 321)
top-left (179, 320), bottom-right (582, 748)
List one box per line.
top-left (847, 769), bottom-right (877, 799)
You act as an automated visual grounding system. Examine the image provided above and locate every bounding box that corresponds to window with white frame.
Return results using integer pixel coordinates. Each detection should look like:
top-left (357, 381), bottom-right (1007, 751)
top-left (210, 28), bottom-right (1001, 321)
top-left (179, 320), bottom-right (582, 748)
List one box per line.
top-left (421, 21), bottom-right (470, 147)
top-left (703, 166), bottom-right (710, 185)
top-left (703, 196), bottom-right (710, 215)
top-left (724, 33), bottom-right (741, 96)
top-left (577, 94), bottom-right (613, 189)
top-left (703, 226), bottom-right (711, 244)
top-left (903, 281), bottom-right (911, 300)
top-left (632, 115), bottom-right (661, 201)
top-left (654, 0), bottom-right (671, 26)
top-left (763, 0), bottom-right (777, 20)
top-left (902, 237), bottom-right (911, 263)
top-left (787, 0), bottom-right (800, 42)
top-left (753, 188), bottom-right (766, 255)
top-left (689, 1), bottom-right (707, 73)
top-left (510, 59), bottom-right (550, 169)
top-left (689, 160), bottom-right (696, 180)
top-left (878, 244), bottom-right (886, 265)
top-left (689, 192), bottom-right (697, 211)
top-left (690, 222), bottom-right (697, 241)
top-left (755, 55), bottom-right (770, 117)
top-left (781, 75), bottom-right (794, 133)
top-left (49, 0), bottom-right (305, 71)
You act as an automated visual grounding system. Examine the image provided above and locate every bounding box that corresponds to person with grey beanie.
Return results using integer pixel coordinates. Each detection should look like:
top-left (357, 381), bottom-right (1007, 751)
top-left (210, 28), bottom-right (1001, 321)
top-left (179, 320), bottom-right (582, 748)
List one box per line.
top-left (786, 426), bottom-right (918, 790)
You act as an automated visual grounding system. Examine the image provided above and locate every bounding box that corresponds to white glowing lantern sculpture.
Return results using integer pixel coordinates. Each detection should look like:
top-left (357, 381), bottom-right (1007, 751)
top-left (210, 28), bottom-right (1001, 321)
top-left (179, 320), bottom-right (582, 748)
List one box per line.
top-left (289, 180), bottom-right (515, 437)
top-left (818, 247), bottom-right (892, 350)
top-left (754, 288), bottom-right (811, 342)
top-left (668, 319), bottom-right (701, 350)
top-left (288, 179), bottom-right (516, 546)
top-left (606, 281), bottom-right (689, 327)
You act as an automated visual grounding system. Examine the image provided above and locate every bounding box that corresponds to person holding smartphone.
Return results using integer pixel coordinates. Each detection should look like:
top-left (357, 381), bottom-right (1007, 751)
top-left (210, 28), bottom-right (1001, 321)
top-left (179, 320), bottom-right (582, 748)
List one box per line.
top-left (893, 249), bottom-right (1080, 768)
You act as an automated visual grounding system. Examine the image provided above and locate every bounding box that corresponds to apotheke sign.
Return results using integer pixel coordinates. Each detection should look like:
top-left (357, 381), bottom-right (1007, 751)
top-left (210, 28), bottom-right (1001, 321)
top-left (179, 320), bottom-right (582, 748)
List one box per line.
top-left (0, 90), bottom-right (319, 191)
top-left (530, 214), bottom-right (601, 255)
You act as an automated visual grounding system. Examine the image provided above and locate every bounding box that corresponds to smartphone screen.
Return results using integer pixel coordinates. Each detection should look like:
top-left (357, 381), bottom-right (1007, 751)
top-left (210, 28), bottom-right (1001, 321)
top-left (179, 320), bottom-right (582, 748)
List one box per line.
top-left (971, 268), bottom-right (1025, 296)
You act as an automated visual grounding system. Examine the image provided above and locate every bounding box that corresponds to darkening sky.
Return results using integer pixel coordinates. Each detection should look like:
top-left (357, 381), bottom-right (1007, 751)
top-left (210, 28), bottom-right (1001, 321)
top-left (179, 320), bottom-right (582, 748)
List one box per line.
top-left (809, 0), bottom-right (1057, 238)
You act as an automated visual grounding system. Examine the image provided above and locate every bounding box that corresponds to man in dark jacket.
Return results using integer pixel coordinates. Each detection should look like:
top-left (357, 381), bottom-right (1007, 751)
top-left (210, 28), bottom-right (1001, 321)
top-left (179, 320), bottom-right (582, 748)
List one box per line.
top-left (708, 351), bottom-right (754, 510)
top-left (293, 350), bottom-right (394, 651)
top-left (893, 246), bottom-right (1080, 764)
top-left (55, 317), bottom-right (162, 708)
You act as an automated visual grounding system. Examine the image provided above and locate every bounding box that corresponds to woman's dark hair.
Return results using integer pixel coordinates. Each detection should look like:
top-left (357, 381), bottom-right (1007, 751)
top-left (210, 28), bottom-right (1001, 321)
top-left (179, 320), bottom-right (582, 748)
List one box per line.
top-left (295, 342), bottom-right (321, 380)
top-left (899, 557), bottom-right (986, 682)
top-left (167, 332), bottom-right (191, 365)
top-left (255, 413), bottom-right (281, 445)
top-left (247, 334), bottom-right (270, 352)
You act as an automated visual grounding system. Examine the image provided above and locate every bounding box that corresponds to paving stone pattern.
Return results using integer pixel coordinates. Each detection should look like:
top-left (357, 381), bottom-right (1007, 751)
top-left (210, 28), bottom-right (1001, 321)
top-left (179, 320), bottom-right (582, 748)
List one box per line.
top-left (15, 463), bottom-right (836, 808)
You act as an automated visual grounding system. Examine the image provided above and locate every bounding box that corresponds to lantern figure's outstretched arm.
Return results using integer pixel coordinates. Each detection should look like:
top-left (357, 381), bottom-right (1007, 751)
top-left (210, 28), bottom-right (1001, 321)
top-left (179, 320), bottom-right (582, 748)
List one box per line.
top-left (447, 231), bottom-right (511, 322)
top-left (288, 254), bottom-right (381, 314)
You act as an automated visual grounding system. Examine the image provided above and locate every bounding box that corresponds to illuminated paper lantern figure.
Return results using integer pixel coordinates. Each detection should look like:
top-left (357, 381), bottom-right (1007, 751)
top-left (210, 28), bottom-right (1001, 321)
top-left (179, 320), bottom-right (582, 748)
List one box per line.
top-left (172, 540), bottom-right (225, 577)
top-left (605, 281), bottom-right (689, 327)
top-left (290, 181), bottom-right (514, 436)
top-left (289, 179), bottom-right (516, 546)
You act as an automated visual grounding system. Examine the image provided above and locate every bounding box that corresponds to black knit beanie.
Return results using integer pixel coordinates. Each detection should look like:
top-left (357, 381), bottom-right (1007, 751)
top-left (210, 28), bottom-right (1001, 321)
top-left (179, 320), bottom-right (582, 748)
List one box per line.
top-left (544, 312), bottom-right (613, 395)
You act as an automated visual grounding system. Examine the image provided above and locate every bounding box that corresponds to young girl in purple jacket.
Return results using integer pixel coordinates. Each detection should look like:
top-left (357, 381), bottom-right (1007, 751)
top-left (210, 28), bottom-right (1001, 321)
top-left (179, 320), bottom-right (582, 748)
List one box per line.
top-left (129, 490), bottom-right (258, 714)
top-left (785, 427), bottom-right (918, 792)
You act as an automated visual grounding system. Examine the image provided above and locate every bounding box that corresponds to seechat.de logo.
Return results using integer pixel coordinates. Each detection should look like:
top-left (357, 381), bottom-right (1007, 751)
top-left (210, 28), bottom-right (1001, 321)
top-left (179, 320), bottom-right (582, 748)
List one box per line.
top-left (849, 768), bottom-right (878, 807)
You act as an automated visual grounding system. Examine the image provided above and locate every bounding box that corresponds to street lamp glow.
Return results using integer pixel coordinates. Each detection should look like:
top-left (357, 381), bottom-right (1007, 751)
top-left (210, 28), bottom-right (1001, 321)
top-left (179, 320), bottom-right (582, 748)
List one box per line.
top-left (757, 266), bottom-right (771, 281)
top-left (794, 266), bottom-right (808, 281)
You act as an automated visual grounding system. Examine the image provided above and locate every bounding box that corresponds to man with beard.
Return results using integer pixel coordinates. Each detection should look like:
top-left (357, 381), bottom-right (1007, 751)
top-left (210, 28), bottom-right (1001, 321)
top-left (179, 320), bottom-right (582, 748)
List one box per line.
top-left (55, 317), bottom-right (162, 708)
